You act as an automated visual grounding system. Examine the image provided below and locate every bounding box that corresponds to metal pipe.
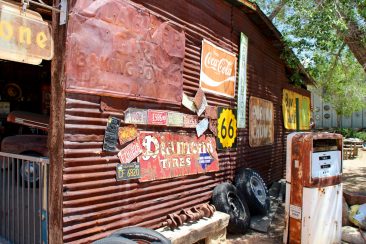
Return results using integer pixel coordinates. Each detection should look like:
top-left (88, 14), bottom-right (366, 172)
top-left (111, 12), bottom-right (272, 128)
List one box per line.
top-left (11, 158), bottom-right (15, 242)
top-left (7, 157), bottom-right (10, 240)
top-left (33, 161), bottom-right (36, 244)
top-left (1, 156), bottom-right (4, 237)
top-left (39, 164), bottom-right (43, 244)
top-left (27, 161), bottom-right (30, 244)
top-left (28, 0), bottom-right (61, 12)
top-left (22, 159), bottom-right (25, 244)
top-left (17, 158), bottom-right (20, 244)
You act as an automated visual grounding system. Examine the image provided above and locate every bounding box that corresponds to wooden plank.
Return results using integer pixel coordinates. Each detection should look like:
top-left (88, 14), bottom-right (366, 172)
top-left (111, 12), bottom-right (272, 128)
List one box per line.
top-left (48, 1), bottom-right (69, 243)
top-left (156, 211), bottom-right (230, 244)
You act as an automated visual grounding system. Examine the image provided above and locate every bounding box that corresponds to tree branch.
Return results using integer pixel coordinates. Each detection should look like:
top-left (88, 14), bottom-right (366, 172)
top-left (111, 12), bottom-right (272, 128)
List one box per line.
top-left (268, 0), bottom-right (287, 20)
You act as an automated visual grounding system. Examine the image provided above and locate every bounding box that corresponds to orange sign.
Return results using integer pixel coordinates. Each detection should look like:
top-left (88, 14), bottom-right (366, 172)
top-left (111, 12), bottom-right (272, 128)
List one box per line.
top-left (199, 40), bottom-right (237, 98)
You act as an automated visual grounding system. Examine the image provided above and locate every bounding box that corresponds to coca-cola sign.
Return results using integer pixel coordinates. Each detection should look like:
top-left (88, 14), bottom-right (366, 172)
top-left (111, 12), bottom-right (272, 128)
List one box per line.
top-left (199, 40), bottom-right (237, 98)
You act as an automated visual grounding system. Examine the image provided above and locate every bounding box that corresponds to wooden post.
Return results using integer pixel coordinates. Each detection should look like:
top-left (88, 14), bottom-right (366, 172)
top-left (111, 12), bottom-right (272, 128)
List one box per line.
top-left (49, 1), bottom-right (68, 243)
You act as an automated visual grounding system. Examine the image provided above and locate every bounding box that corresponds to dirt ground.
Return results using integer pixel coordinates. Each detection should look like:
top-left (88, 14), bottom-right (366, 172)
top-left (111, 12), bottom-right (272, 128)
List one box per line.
top-left (227, 150), bottom-right (366, 244)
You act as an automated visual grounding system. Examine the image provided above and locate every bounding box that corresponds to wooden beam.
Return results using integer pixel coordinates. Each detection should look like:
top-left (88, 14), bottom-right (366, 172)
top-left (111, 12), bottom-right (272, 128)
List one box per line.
top-left (48, 0), bottom-right (67, 243)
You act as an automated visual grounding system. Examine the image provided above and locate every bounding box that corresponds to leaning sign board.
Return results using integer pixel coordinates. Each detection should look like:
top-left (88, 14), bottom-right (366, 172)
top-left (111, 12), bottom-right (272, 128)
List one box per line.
top-left (249, 96), bottom-right (274, 147)
top-left (0, 1), bottom-right (53, 65)
top-left (137, 132), bottom-right (219, 182)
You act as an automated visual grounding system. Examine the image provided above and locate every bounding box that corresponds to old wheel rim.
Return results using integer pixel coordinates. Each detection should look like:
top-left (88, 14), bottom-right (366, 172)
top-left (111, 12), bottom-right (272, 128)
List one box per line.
top-left (21, 161), bottom-right (40, 183)
top-left (250, 176), bottom-right (266, 205)
top-left (227, 192), bottom-right (242, 218)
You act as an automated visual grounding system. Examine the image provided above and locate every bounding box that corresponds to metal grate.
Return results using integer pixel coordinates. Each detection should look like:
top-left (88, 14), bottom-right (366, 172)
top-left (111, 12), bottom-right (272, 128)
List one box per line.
top-left (0, 152), bottom-right (49, 244)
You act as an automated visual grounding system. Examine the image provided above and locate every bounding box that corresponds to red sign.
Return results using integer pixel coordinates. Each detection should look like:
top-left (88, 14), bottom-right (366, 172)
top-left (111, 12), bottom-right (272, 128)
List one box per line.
top-left (118, 140), bottom-right (142, 164)
top-left (183, 114), bottom-right (198, 128)
top-left (148, 110), bottom-right (168, 126)
top-left (138, 132), bottom-right (219, 182)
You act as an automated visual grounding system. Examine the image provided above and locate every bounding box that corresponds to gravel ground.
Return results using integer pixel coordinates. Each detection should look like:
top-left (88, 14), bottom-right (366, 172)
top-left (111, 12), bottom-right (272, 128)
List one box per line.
top-left (227, 150), bottom-right (366, 244)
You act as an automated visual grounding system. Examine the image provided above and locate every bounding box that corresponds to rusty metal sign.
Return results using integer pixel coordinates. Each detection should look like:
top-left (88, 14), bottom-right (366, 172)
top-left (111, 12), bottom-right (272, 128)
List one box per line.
top-left (117, 139), bottom-right (142, 164)
top-left (196, 118), bottom-right (209, 137)
top-left (183, 114), bottom-right (198, 128)
top-left (205, 106), bottom-right (218, 119)
top-left (0, 1), bottom-right (53, 65)
top-left (118, 125), bottom-right (138, 145)
top-left (65, 0), bottom-right (185, 104)
top-left (138, 132), bottom-right (219, 182)
top-left (182, 93), bottom-right (197, 113)
top-left (194, 88), bottom-right (208, 116)
top-left (124, 108), bottom-right (148, 125)
top-left (249, 96), bottom-right (274, 147)
top-left (199, 39), bottom-right (237, 98)
top-left (167, 112), bottom-right (184, 127)
top-left (148, 110), bottom-right (168, 126)
top-left (116, 162), bottom-right (141, 181)
top-left (103, 117), bottom-right (121, 152)
top-left (209, 119), bottom-right (218, 136)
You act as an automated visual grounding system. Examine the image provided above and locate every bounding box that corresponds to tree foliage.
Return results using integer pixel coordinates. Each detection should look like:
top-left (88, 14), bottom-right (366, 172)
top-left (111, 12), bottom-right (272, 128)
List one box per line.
top-left (254, 0), bottom-right (366, 118)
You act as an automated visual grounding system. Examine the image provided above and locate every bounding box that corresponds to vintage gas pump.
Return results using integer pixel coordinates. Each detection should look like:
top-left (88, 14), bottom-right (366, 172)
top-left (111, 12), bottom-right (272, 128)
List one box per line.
top-left (284, 132), bottom-right (343, 244)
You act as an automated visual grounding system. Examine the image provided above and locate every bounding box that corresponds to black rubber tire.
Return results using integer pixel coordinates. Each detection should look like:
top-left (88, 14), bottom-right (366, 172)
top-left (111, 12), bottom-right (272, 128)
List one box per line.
top-left (211, 182), bottom-right (250, 234)
top-left (234, 168), bottom-right (270, 215)
top-left (92, 236), bottom-right (136, 244)
top-left (111, 227), bottom-right (171, 244)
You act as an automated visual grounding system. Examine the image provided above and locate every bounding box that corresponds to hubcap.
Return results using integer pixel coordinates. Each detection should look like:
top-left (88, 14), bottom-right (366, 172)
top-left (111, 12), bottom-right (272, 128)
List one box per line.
top-left (250, 176), bottom-right (266, 204)
top-left (21, 161), bottom-right (40, 183)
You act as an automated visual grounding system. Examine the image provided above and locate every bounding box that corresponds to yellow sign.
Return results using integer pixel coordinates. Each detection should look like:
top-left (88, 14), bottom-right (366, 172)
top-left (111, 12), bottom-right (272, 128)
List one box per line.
top-left (282, 89), bottom-right (310, 130)
top-left (0, 1), bottom-right (53, 65)
top-left (217, 108), bottom-right (237, 148)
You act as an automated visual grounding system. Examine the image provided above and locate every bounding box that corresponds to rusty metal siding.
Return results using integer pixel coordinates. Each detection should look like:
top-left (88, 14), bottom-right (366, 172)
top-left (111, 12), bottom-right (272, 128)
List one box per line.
top-left (62, 0), bottom-right (310, 243)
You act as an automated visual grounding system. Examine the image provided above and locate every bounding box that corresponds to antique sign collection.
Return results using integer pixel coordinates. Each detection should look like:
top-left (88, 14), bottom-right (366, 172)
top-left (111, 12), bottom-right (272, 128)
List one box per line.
top-left (97, 29), bottom-right (308, 181)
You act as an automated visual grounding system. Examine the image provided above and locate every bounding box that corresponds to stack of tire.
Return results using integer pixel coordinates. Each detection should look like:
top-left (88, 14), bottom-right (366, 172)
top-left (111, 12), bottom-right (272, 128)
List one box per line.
top-left (211, 168), bottom-right (270, 234)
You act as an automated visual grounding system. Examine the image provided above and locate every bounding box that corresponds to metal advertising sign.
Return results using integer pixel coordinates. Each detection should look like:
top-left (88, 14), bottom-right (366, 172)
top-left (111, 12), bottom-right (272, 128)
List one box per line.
top-left (167, 112), bottom-right (184, 127)
top-left (196, 118), bottom-right (209, 137)
top-left (217, 108), bottom-right (237, 149)
top-left (205, 106), bottom-right (218, 119)
top-left (65, 0), bottom-right (185, 105)
top-left (137, 132), bottom-right (219, 182)
top-left (282, 89), bottom-right (310, 130)
top-left (118, 125), bottom-right (138, 145)
top-left (183, 114), bottom-right (199, 128)
top-left (194, 88), bottom-right (207, 116)
top-left (0, 1), bottom-right (53, 65)
top-left (209, 119), bottom-right (218, 136)
top-left (148, 110), bottom-right (168, 126)
top-left (124, 108), bottom-right (148, 125)
top-left (117, 139), bottom-right (142, 164)
top-left (237, 33), bottom-right (248, 128)
top-left (249, 96), bottom-right (274, 147)
top-left (182, 93), bottom-right (197, 113)
top-left (103, 117), bottom-right (121, 152)
top-left (116, 162), bottom-right (141, 181)
top-left (199, 39), bottom-right (237, 98)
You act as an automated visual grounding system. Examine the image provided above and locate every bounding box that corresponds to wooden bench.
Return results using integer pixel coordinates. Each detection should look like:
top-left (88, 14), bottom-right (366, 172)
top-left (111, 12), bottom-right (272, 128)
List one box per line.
top-left (157, 211), bottom-right (230, 244)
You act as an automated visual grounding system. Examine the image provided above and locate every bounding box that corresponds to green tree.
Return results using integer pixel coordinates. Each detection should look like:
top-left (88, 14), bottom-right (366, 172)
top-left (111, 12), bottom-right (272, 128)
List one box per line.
top-left (254, 0), bottom-right (366, 124)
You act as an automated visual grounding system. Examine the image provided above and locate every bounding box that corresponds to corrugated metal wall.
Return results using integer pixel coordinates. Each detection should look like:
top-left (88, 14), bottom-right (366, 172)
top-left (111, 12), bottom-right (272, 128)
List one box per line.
top-left (312, 92), bottom-right (366, 129)
top-left (62, 0), bottom-right (310, 242)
